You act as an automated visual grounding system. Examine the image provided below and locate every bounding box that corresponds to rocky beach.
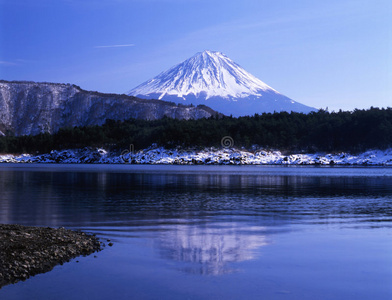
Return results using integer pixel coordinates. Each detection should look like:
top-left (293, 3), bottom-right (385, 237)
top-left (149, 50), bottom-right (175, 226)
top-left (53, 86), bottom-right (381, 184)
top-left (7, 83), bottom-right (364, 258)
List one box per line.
top-left (0, 224), bottom-right (102, 289)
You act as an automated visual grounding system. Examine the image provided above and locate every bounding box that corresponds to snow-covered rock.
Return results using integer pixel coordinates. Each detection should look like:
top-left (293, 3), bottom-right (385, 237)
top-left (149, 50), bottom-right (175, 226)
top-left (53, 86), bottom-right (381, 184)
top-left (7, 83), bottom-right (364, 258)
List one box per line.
top-left (128, 50), bottom-right (316, 117)
top-left (1, 147), bottom-right (392, 166)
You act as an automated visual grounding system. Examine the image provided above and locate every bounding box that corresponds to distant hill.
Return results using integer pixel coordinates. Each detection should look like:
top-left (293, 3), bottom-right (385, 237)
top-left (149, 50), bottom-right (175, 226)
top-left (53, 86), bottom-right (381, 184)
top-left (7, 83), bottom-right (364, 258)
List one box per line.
top-left (0, 80), bottom-right (219, 136)
top-left (1, 107), bottom-right (392, 155)
top-left (128, 50), bottom-right (316, 117)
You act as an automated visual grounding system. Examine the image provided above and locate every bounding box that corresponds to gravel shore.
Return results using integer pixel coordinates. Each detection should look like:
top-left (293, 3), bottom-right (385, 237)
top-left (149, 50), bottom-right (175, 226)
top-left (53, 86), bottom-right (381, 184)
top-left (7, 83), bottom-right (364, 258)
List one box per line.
top-left (0, 224), bottom-right (102, 288)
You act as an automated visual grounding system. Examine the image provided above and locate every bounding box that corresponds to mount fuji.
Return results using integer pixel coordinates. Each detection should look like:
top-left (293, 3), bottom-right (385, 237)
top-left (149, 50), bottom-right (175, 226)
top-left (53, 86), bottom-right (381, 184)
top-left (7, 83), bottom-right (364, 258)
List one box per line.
top-left (128, 51), bottom-right (316, 117)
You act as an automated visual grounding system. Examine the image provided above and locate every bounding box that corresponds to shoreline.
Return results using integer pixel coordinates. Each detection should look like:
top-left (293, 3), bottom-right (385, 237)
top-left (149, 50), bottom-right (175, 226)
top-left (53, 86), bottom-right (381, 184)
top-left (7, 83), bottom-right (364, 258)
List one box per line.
top-left (0, 224), bottom-right (102, 289)
top-left (1, 147), bottom-right (392, 166)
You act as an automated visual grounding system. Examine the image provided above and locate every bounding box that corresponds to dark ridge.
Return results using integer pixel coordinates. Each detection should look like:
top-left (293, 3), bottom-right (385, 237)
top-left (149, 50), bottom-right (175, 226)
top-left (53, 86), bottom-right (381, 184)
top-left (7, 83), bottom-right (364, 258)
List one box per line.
top-left (1, 107), bottom-right (391, 154)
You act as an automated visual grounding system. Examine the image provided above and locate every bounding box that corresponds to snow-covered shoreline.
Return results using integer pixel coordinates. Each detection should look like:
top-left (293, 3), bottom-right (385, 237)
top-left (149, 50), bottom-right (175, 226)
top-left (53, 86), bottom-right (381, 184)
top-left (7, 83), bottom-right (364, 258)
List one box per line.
top-left (1, 147), bottom-right (392, 166)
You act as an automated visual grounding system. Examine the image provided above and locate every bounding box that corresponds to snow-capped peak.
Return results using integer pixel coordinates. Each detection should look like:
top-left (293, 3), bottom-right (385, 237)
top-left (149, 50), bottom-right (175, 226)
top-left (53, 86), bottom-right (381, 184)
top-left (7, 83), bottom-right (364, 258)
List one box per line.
top-left (128, 50), bottom-right (277, 100)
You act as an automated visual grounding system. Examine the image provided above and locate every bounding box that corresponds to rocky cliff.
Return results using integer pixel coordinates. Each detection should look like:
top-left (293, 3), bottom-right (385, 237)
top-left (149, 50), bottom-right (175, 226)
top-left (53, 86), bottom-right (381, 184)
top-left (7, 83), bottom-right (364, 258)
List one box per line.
top-left (0, 80), bottom-right (218, 136)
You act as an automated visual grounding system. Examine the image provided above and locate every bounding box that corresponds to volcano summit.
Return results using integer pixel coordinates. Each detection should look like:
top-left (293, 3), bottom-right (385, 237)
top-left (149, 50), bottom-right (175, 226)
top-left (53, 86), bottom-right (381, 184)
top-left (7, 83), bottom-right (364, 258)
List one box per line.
top-left (128, 51), bottom-right (316, 116)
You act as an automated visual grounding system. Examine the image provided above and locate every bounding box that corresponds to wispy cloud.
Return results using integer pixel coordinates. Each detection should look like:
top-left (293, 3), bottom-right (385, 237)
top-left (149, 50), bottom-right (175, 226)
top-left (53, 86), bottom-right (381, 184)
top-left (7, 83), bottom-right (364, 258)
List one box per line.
top-left (15, 59), bottom-right (32, 63)
top-left (94, 44), bottom-right (135, 49)
top-left (0, 59), bottom-right (36, 66)
top-left (0, 61), bottom-right (18, 66)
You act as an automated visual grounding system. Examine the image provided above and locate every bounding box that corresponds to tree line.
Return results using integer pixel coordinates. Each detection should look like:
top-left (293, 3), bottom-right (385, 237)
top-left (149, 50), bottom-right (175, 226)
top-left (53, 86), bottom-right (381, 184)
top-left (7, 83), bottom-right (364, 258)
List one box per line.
top-left (1, 107), bottom-right (391, 154)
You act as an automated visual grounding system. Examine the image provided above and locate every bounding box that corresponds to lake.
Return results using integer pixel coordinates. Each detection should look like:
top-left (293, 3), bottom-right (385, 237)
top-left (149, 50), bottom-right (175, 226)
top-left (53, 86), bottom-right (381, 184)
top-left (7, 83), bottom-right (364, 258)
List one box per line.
top-left (0, 164), bottom-right (391, 299)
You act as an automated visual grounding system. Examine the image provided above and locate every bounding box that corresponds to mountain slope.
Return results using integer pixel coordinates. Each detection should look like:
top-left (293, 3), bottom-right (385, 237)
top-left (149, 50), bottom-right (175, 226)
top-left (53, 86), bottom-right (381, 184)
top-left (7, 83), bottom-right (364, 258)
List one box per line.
top-left (128, 50), bottom-right (316, 116)
top-left (0, 80), bottom-right (219, 136)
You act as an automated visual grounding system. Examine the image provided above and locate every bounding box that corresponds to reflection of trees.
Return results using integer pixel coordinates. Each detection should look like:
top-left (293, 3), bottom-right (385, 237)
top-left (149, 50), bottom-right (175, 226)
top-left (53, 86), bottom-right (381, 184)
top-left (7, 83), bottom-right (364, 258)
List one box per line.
top-left (156, 223), bottom-right (268, 275)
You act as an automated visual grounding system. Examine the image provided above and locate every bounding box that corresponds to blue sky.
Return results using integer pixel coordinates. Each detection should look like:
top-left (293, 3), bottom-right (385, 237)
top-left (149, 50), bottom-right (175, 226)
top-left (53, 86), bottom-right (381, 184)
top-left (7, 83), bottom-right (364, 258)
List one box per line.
top-left (0, 0), bottom-right (391, 111)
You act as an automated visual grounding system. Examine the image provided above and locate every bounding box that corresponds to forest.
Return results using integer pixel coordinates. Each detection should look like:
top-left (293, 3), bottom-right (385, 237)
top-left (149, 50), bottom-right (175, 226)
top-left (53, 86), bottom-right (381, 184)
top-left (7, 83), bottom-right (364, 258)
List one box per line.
top-left (0, 107), bottom-right (391, 154)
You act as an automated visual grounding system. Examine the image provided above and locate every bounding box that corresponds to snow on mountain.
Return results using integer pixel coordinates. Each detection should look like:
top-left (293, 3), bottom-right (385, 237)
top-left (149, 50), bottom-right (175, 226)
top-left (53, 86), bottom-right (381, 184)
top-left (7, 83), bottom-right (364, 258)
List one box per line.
top-left (130, 50), bottom-right (275, 99)
top-left (128, 50), bottom-right (316, 117)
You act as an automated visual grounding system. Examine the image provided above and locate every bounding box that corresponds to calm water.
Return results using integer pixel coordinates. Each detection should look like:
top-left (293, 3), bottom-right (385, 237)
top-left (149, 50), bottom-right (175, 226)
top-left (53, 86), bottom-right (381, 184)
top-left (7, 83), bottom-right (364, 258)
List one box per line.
top-left (0, 164), bottom-right (391, 299)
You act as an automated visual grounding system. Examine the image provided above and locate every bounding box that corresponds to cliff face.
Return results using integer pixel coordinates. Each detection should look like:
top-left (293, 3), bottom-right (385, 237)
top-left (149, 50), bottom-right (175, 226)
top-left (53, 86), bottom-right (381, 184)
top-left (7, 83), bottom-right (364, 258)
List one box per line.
top-left (0, 81), bottom-right (218, 136)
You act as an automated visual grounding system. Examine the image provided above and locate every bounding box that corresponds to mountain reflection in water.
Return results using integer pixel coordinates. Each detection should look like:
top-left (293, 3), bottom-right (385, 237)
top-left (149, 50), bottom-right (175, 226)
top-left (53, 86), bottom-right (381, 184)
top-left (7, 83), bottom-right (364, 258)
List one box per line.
top-left (0, 166), bottom-right (391, 229)
top-left (156, 223), bottom-right (268, 275)
top-left (0, 165), bottom-right (391, 300)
